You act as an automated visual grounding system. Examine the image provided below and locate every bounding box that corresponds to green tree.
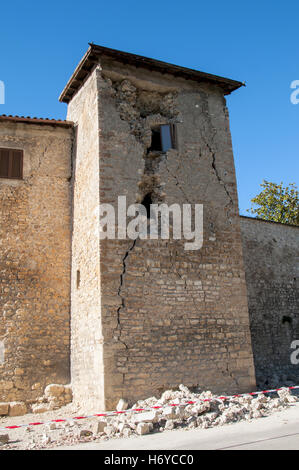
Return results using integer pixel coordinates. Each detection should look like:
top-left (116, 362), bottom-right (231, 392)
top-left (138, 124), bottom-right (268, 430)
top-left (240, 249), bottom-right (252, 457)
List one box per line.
top-left (247, 180), bottom-right (299, 226)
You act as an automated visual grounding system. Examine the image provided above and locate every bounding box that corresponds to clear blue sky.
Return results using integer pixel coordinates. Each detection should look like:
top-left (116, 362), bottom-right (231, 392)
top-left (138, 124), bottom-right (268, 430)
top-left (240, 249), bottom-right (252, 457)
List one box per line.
top-left (0, 0), bottom-right (298, 214)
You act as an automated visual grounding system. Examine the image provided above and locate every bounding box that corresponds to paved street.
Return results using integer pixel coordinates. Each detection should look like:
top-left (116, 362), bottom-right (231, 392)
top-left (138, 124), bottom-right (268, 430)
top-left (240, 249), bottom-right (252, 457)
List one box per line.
top-left (54, 402), bottom-right (299, 450)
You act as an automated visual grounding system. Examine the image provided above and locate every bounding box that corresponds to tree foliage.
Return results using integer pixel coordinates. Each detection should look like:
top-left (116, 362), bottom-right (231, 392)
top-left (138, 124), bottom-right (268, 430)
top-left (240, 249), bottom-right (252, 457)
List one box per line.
top-left (247, 180), bottom-right (299, 226)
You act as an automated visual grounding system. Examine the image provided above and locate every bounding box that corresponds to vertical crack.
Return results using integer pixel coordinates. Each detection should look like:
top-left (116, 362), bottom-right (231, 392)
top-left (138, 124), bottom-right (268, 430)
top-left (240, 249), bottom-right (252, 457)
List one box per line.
top-left (197, 92), bottom-right (234, 209)
top-left (115, 238), bottom-right (137, 385)
top-left (204, 140), bottom-right (234, 208)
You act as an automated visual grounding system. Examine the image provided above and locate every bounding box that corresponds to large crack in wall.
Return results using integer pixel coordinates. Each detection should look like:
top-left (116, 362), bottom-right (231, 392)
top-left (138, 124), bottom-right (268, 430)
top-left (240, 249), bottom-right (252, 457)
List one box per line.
top-left (208, 141), bottom-right (234, 207)
top-left (108, 77), bottom-right (182, 386)
top-left (115, 238), bottom-right (137, 385)
top-left (197, 92), bottom-right (234, 210)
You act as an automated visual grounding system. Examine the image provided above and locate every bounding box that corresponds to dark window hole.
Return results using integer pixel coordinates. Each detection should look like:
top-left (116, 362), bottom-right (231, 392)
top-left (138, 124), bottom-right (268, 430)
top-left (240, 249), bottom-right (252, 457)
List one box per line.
top-left (141, 193), bottom-right (153, 219)
top-left (149, 124), bottom-right (177, 153)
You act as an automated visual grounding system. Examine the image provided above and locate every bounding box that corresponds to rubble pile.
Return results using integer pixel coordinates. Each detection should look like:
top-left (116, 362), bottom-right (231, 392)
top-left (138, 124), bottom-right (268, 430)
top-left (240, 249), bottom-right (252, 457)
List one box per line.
top-left (31, 384), bottom-right (73, 414)
top-left (0, 384), bottom-right (73, 418)
top-left (0, 385), bottom-right (298, 449)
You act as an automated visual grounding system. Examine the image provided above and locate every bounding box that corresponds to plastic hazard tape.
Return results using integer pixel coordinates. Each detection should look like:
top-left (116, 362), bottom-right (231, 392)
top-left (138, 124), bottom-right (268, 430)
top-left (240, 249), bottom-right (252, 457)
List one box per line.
top-left (1, 385), bottom-right (299, 432)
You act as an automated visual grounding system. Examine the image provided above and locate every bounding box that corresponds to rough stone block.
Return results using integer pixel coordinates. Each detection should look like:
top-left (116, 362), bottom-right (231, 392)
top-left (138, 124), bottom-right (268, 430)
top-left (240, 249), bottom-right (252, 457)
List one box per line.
top-left (92, 419), bottom-right (108, 434)
top-left (116, 398), bottom-right (129, 411)
top-left (44, 384), bottom-right (65, 398)
top-left (8, 402), bottom-right (27, 417)
top-left (0, 403), bottom-right (9, 416)
top-left (31, 403), bottom-right (51, 414)
top-left (133, 410), bottom-right (159, 423)
top-left (136, 422), bottom-right (153, 435)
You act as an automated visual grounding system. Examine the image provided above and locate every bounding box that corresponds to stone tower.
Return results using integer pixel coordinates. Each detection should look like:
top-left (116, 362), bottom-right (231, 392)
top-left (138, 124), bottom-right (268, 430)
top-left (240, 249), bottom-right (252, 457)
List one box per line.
top-left (61, 44), bottom-right (256, 410)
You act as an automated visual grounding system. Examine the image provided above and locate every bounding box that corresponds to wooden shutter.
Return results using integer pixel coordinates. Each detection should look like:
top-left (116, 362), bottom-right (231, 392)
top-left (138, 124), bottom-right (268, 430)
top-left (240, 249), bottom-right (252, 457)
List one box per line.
top-left (11, 150), bottom-right (23, 178)
top-left (0, 148), bottom-right (23, 179)
top-left (0, 149), bottom-right (9, 177)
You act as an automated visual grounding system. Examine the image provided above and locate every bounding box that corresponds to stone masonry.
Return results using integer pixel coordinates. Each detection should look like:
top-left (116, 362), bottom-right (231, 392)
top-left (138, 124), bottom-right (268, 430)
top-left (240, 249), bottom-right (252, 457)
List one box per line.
top-left (65, 46), bottom-right (256, 409)
top-left (0, 44), bottom-right (297, 413)
top-left (0, 119), bottom-right (72, 405)
top-left (240, 216), bottom-right (299, 388)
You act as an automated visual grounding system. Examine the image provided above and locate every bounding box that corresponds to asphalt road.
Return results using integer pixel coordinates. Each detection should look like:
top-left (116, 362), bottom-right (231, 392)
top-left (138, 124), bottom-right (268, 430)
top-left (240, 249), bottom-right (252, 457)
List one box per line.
top-left (54, 402), bottom-right (299, 450)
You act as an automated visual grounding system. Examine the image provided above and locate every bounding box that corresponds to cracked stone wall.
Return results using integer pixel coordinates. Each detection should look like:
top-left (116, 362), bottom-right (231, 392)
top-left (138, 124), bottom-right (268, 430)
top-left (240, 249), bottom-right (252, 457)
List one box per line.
top-left (240, 217), bottom-right (299, 388)
top-left (67, 57), bottom-right (256, 410)
top-left (0, 121), bottom-right (72, 404)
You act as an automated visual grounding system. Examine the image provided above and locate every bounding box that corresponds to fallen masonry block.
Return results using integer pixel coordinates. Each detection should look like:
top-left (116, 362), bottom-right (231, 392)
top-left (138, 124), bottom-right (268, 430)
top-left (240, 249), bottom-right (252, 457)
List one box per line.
top-left (136, 422), bottom-right (153, 435)
top-left (32, 403), bottom-right (52, 414)
top-left (8, 402), bottom-right (27, 417)
top-left (44, 384), bottom-right (65, 398)
top-left (92, 419), bottom-right (108, 434)
top-left (116, 399), bottom-right (129, 411)
top-left (133, 410), bottom-right (160, 423)
top-left (0, 403), bottom-right (9, 416)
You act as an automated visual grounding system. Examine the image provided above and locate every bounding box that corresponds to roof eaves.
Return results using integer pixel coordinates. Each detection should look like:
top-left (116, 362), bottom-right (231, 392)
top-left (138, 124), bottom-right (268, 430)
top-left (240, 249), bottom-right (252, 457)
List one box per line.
top-left (59, 46), bottom-right (98, 103)
top-left (0, 114), bottom-right (73, 128)
top-left (59, 44), bottom-right (245, 104)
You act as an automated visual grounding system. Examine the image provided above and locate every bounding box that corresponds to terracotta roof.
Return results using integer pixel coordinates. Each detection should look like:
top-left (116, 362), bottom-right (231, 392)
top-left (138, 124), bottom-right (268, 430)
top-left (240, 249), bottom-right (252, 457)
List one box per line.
top-left (59, 43), bottom-right (245, 104)
top-left (0, 114), bottom-right (73, 127)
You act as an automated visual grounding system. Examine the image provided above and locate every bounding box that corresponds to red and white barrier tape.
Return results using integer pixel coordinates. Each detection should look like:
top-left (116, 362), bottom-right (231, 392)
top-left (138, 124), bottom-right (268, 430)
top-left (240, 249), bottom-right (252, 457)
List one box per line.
top-left (1, 385), bottom-right (299, 432)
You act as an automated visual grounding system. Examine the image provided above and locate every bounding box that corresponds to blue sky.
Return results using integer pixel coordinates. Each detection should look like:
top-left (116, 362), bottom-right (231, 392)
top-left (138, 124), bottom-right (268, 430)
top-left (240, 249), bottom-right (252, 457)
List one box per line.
top-left (0, 0), bottom-right (298, 214)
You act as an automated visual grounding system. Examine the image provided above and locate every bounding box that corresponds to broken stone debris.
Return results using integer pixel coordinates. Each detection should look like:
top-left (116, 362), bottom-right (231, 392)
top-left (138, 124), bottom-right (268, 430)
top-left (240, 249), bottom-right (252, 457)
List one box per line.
top-left (94, 385), bottom-right (297, 438)
top-left (0, 384), bottom-right (73, 417)
top-left (57, 385), bottom-right (298, 442)
top-left (1, 384), bottom-right (298, 449)
top-left (136, 422), bottom-right (153, 435)
top-left (31, 383), bottom-right (72, 413)
top-left (8, 402), bottom-right (27, 417)
top-left (116, 398), bottom-right (129, 411)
